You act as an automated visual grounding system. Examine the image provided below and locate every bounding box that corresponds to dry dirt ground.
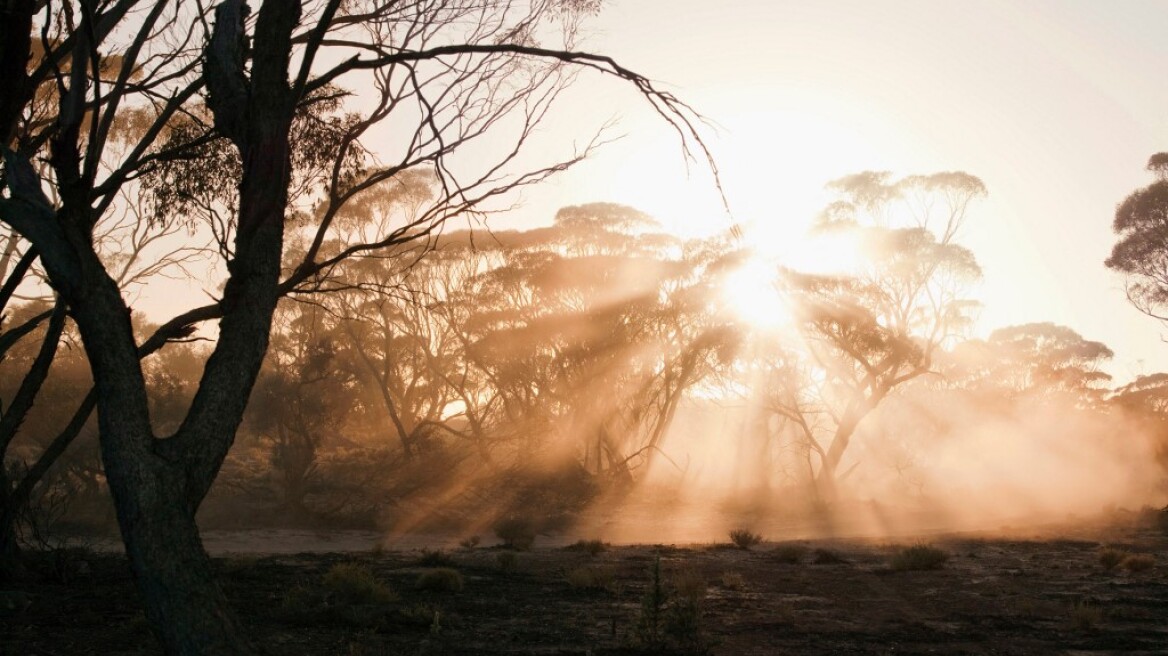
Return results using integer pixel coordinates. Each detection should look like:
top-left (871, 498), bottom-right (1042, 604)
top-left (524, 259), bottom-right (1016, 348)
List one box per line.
top-left (3, 526), bottom-right (1168, 655)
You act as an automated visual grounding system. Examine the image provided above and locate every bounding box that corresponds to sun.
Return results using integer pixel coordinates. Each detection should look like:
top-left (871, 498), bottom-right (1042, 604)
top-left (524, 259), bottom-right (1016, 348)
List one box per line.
top-left (720, 254), bottom-right (790, 329)
top-left (758, 225), bottom-right (864, 277)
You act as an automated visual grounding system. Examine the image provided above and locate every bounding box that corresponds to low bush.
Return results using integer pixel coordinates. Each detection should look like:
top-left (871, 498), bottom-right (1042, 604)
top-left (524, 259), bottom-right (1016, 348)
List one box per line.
top-left (414, 548), bottom-right (457, 567)
top-left (565, 539), bottom-right (607, 556)
top-left (565, 566), bottom-right (616, 592)
top-left (772, 543), bottom-right (807, 564)
top-left (719, 571), bottom-right (745, 591)
top-left (1069, 600), bottom-right (1103, 631)
top-left (672, 567), bottom-right (707, 602)
top-left (415, 567), bottom-right (464, 592)
top-left (494, 516), bottom-right (537, 550)
top-left (1098, 547), bottom-right (1127, 571)
top-left (890, 544), bottom-right (948, 571)
top-left (496, 551), bottom-right (519, 574)
top-left (812, 548), bottom-right (847, 565)
top-left (1121, 553), bottom-right (1155, 573)
top-left (322, 562), bottom-right (396, 605)
top-left (728, 529), bottom-right (762, 550)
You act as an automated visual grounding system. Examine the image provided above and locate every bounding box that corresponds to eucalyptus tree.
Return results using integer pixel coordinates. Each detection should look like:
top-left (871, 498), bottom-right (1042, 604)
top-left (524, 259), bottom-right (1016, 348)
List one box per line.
top-left (0, 0), bottom-right (714, 652)
top-left (948, 323), bottom-right (1114, 405)
top-left (759, 171), bottom-right (986, 498)
top-left (246, 301), bottom-right (355, 516)
top-left (1107, 153), bottom-right (1168, 323)
top-left (458, 204), bottom-right (734, 483)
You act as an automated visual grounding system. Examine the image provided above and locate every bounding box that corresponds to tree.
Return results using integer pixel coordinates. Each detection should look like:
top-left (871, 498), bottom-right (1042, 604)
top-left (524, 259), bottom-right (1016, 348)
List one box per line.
top-left (246, 302), bottom-right (354, 517)
top-left (755, 171), bottom-right (985, 499)
top-left (456, 205), bottom-right (734, 486)
top-left (1106, 153), bottom-right (1168, 322)
top-left (948, 322), bottom-right (1113, 405)
top-left (0, 1), bottom-right (713, 652)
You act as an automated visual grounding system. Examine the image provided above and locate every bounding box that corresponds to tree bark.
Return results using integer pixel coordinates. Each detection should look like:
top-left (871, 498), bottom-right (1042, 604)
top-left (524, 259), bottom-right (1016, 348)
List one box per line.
top-left (0, 300), bottom-right (65, 579)
top-left (0, 467), bottom-right (20, 581)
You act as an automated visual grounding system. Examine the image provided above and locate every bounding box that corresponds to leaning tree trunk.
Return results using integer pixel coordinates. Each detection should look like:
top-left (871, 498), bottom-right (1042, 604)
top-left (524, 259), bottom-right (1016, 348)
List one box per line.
top-left (0, 0), bottom-right (295, 649)
top-left (101, 0), bottom-right (297, 651)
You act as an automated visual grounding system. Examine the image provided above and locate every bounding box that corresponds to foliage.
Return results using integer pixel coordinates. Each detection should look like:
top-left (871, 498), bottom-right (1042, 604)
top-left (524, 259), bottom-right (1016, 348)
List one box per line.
top-left (1069, 600), bottom-right (1104, 631)
top-left (719, 571), bottom-right (745, 590)
top-left (772, 543), bottom-right (808, 564)
top-left (414, 549), bottom-right (457, 568)
top-left (728, 528), bottom-right (763, 550)
top-left (565, 539), bottom-right (608, 556)
top-left (949, 323), bottom-right (1113, 404)
top-left (812, 548), bottom-right (847, 565)
top-left (414, 567), bottom-right (464, 593)
top-left (889, 544), bottom-right (948, 571)
top-left (494, 516), bottom-right (538, 550)
top-left (495, 551), bottom-right (519, 574)
top-left (634, 556), bottom-right (668, 649)
top-left (565, 565), bottom-right (616, 592)
top-left (671, 567), bottom-right (707, 601)
top-left (0, 0), bottom-right (716, 647)
top-left (1108, 155), bottom-right (1168, 321)
top-left (322, 562), bottom-right (396, 606)
top-left (1098, 548), bottom-right (1127, 571)
top-left (751, 169), bottom-right (987, 497)
top-left (632, 556), bottom-right (710, 654)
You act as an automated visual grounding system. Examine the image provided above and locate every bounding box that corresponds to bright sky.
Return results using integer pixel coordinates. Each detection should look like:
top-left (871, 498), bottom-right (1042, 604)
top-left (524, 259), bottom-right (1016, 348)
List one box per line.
top-left (497, 0), bottom-right (1168, 381)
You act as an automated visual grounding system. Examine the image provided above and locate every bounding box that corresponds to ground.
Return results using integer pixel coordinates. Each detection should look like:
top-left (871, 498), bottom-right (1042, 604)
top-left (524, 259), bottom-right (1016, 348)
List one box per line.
top-left (3, 524), bottom-right (1168, 655)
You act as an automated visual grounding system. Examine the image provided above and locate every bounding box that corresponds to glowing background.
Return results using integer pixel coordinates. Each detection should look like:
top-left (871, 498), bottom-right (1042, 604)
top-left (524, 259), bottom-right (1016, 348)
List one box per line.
top-left (493, 0), bottom-right (1168, 380)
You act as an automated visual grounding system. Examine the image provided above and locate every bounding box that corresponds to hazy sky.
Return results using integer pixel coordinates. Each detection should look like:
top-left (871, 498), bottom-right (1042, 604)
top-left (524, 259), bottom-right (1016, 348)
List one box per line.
top-left (498, 0), bottom-right (1168, 381)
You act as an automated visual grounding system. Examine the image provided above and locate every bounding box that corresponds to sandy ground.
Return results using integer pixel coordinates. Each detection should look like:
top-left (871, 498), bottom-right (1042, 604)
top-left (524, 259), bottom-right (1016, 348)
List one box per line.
top-left (5, 520), bottom-right (1168, 655)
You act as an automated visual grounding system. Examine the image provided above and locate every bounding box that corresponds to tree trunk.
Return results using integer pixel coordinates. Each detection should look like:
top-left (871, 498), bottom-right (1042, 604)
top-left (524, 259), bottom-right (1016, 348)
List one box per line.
top-left (114, 458), bottom-right (253, 656)
top-left (0, 467), bottom-right (21, 582)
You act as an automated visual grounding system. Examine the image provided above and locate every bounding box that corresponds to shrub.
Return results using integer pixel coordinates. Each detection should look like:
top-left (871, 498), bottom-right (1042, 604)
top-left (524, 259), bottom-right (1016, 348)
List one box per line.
top-left (1122, 553), bottom-right (1155, 573)
top-left (281, 585), bottom-right (319, 614)
top-left (566, 539), bottom-right (607, 556)
top-left (415, 567), bottom-right (464, 593)
top-left (566, 566), bottom-right (616, 591)
top-left (720, 571), bottom-right (745, 591)
top-left (728, 529), bottom-right (762, 550)
top-left (496, 551), bottom-right (519, 574)
top-left (812, 548), bottom-right (847, 565)
top-left (322, 562), bottom-right (396, 605)
top-left (633, 557), bottom-right (710, 654)
top-left (494, 516), bottom-right (537, 550)
top-left (772, 543), bottom-right (807, 564)
top-left (1069, 600), bottom-right (1103, 631)
top-left (890, 544), bottom-right (948, 571)
top-left (665, 594), bottom-right (707, 654)
top-left (634, 556), bottom-right (668, 649)
top-left (1098, 547), bottom-right (1127, 570)
top-left (672, 567), bottom-right (707, 602)
top-left (415, 548), bottom-right (456, 567)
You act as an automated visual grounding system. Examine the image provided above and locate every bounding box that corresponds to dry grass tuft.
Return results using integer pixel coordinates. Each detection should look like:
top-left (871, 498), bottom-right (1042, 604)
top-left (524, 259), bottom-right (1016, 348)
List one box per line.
top-left (1097, 547), bottom-right (1127, 571)
top-left (415, 567), bottom-right (464, 592)
top-left (323, 562), bottom-right (396, 605)
top-left (890, 544), bottom-right (948, 571)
